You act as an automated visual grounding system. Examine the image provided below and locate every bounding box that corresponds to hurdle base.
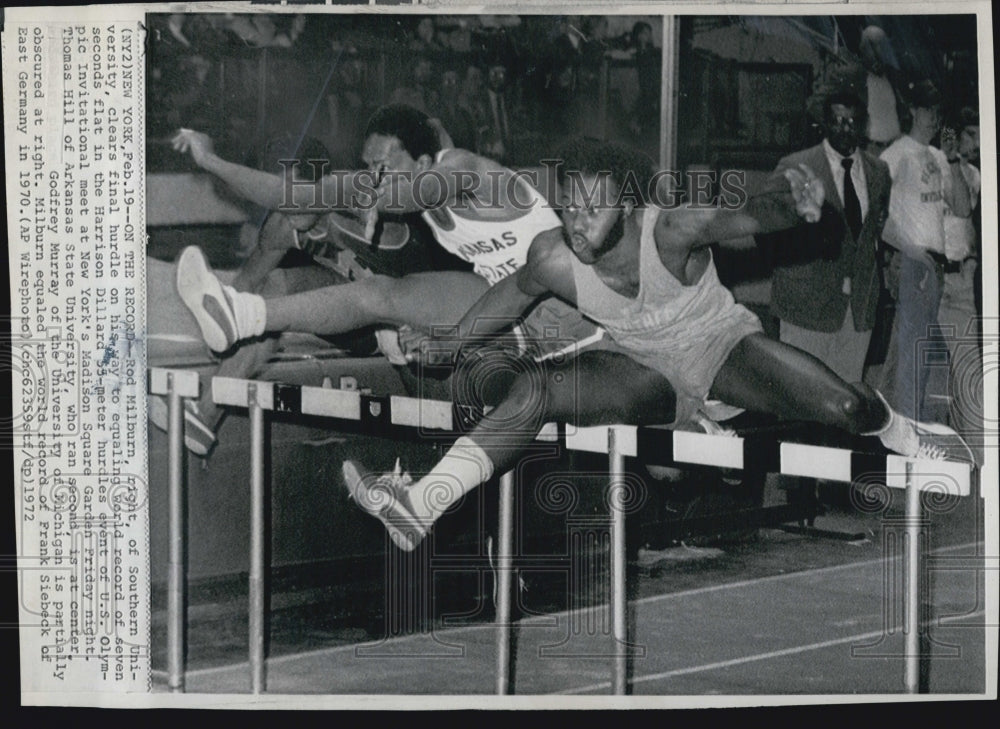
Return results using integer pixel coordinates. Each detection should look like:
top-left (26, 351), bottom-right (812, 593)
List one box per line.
top-left (776, 524), bottom-right (867, 542)
top-left (650, 504), bottom-right (831, 547)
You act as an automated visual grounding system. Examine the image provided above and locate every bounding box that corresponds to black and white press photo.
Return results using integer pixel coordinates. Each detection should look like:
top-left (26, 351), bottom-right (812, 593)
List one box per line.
top-left (4, 1), bottom-right (995, 708)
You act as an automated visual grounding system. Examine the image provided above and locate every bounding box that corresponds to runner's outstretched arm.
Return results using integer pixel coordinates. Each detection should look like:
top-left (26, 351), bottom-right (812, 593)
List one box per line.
top-left (401, 229), bottom-right (574, 361)
top-left (655, 164), bottom-right (825, 249)
top-left (171, 129), bottom-right (373, 213)
top-left (375, 148), bottom-right (510, 215)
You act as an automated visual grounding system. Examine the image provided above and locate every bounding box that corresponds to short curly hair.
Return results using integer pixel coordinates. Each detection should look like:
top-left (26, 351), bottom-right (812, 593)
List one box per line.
top-left (364, 104), bottom-right (442, 160)
top-left (555, 137), bottom-right (656, 207)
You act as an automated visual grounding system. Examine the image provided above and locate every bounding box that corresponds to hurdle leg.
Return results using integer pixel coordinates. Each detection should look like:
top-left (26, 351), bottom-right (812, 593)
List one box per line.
top-left (248, 383), bottom-right (267, 694)
top-left (495, 470), bottom-right (515, 695)
top-left (608, 428), bottom-right (628, 695)
top-left (904, 460), bottom-right (921, 693)
top-left (166, 373), bottom-right (185, 693)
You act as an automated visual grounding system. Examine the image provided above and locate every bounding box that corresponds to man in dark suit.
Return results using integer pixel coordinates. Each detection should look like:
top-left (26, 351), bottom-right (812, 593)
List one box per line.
top-left (769, 92), bottom-right (891, 384)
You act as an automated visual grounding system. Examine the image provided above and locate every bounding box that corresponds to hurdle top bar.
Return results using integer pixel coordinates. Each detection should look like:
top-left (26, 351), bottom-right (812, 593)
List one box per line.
top-left (204, 376), bottom-right (972, 497)
top-left (149, 367), bottom-right (201, 399)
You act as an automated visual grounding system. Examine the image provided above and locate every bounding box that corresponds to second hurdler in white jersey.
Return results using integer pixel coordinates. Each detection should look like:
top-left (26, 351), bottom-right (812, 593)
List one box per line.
top-left (172, 103), bottom-right (605, 371)
top-left (421, 150), bottom-right (557, 285)
top-left (417, 149), bottom-right (606, 359)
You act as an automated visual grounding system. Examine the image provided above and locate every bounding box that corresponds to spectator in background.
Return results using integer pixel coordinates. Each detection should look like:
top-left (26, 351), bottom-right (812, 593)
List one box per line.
top-left (552, 15), bottom-right (585, 55)
top-left (410, 17), bottom-right (446, 54)
top-left (878, 80), bottom-right (973, 422)
top-left (857, 26), bottom-right (906, 155)
top-left (579, 16), bottom-right (610, 85)
top-left (460, 64), bottom-right (486, 109)
top-left (766, 91), bottom-right (891, 508)
top-left (539, 23), bottom-right (583, 137)
top-left (813, 25), bottom-right (905, 157)
top-left (581, 15), bottom-right (611, 67)
top-left (174, 13), bottom-right (307, 49)
top-left (770, 92), bottom-right (891, 385)
top-left (955, 108), bottom-right (981, 168)
top-left (936, 107), bottom-right (982, 456)
top-left (630, 21), bottom-right (660, 146)
top-left (325, 43), bottom-right (367, 165)
top-left (391, 55), bottom-right (438, 114)
top-left (482, 62), bottom-right (514, 162)
top-left (575, 16), bottom-right (611, 139)
top-left (436, 68), bottom-right (477, 152)
top-left (443, 20), bottom-right (474, 54)
top-left (458, 65), bottom-right (490, 153)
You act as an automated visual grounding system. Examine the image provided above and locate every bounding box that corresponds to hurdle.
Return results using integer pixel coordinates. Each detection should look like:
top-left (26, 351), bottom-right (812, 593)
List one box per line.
top-left (148, 368), bottom-right (202, 693)
top-left (556, 420), bottom-right (974, 694)
top-left (152, 369), bottom-right (974, 695)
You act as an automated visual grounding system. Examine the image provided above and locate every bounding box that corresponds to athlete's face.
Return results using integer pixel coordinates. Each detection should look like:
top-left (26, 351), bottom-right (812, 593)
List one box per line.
top-left (559, 173), bottom-right (626, 264)
top-left (361, 134), bottom-right (430, 185)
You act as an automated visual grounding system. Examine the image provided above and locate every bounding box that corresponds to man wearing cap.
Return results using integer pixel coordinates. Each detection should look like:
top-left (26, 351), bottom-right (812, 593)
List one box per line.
top-left (878, 80), bottom-right (974, 422)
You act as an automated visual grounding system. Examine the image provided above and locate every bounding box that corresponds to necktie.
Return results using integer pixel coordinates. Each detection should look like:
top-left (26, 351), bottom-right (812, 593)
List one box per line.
top-left (841, 157), bottom-right (862, 240)
top-left (499, 95), bottom-right (509, 143)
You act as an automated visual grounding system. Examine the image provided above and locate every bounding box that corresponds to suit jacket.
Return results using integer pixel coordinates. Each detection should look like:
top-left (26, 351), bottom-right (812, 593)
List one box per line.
top-left (768, 143), bottom-right (891, 333)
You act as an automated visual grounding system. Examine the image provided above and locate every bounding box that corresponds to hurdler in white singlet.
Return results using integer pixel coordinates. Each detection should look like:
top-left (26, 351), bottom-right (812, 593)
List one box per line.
top-left (410, 151), bottom-right (605, 363)
top-left (421, 155), bottom-right (560, 285)
top-left (566, 205), bottom-right (761, 424)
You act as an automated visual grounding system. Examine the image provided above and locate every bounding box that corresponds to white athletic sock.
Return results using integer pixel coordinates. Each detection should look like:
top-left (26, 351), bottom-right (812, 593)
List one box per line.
top-left (222, 284), bottom-right (267, 340)
top-left (407, 436), bottom-right (495, 522)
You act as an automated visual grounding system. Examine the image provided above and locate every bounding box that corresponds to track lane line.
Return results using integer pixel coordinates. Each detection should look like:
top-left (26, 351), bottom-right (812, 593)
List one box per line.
top-left (174, 540), bottom-right (984, 679)
top-left (557, 610), bottom-right (987, 695)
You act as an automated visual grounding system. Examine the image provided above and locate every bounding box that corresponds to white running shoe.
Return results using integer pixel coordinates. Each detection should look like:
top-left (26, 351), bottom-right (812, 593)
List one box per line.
top-left (694, 412), bottom-right (741, 484)
top-left (342, 458), bottom-right (430, 552)
top-left (375, 329), bottom-right (408, 366)
top-left (694, 412), bottom-right (738, 437)
top-left (176, 246), bottom-right (264, 352)
top-left (148, 395), bottom-right (218, 457)
top-left (870, 390), bottom-right (972, 462)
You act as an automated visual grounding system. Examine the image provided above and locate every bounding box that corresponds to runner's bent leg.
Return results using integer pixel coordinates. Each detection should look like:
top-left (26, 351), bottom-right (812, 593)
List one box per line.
top-left (406, 350), bottom-right (679, 523)
top-left (709, 332), bottom-right (887, 433)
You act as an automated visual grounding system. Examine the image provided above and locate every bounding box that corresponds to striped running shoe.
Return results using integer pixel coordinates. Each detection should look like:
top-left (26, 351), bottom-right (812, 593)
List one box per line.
top-left (176, 246), bottom-right (264, 353)
top-left (148, 395), bottom-right (218, 457)
top-left (342, 459), bottom-right (430, 552)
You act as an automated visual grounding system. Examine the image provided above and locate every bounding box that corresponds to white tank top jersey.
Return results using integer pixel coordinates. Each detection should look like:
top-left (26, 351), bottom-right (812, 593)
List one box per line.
top-left (569, 205), bottom-right (749, 355)
top-left (421, 151), bottom-right (560, 285)
top-left (566, 204), bottom-right (762, 423)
